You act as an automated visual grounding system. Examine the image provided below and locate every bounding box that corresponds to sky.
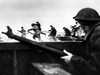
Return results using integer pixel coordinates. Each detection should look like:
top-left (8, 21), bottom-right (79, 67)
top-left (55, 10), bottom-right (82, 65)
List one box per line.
top-left (0, 0), bottom-right (100, 41)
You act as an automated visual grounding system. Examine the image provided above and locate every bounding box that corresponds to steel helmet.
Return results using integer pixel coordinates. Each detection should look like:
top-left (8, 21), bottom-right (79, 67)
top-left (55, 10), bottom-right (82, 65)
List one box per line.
top-left (73, 8), bottom-right (100, 21)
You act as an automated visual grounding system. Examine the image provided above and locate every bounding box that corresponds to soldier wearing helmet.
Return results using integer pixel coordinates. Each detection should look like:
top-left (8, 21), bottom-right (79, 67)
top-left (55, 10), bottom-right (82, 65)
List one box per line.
top-left (61, 8), bottom-right (100, 75)
top-left (63, 27), bottom-right (71, 36)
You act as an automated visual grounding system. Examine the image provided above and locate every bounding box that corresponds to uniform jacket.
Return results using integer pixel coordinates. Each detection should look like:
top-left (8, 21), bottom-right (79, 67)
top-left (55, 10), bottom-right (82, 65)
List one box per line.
top-left (67, 23), bottom-right (100, 75)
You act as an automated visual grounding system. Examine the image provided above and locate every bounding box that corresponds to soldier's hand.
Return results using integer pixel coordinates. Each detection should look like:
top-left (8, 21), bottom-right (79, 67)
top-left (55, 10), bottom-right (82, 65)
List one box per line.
top-left (61, 50), bottom-right (73, 64)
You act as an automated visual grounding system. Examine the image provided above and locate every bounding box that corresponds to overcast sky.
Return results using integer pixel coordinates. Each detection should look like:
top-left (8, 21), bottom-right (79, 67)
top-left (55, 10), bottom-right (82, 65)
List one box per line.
top-left (0, 0), bottom-right (100, 34)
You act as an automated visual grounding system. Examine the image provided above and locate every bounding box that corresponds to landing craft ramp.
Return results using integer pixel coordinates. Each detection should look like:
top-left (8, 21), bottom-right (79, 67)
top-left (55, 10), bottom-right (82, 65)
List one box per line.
top-left (0, 41), bottom-right (84, 75)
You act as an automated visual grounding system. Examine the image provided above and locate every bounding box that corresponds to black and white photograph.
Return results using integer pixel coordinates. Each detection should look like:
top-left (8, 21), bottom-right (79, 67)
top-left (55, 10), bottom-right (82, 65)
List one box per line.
top-left (0, 0), bottom-right (100, 75)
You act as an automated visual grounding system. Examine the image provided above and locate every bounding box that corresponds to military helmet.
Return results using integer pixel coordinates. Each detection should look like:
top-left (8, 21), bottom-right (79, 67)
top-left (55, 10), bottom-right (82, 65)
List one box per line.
top-left (31, 23), bottom-right (36, 26)
top-left (73, 8), bottom-right (100, 21)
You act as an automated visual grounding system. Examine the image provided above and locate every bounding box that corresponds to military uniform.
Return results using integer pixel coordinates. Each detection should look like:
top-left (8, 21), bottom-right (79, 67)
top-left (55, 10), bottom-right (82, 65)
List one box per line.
top-left (65, 8), bottom-right (100, 75)
top-left (68, 23), bottom-right (100, 75)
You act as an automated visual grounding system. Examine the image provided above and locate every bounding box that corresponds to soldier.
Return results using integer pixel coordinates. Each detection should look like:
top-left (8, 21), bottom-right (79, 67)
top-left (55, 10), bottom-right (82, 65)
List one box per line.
top-left (27, 22), bottom-right (46, 41)
top-left (36, 21), bottom-right (46, 36)
top-left (18, 27), bottom-right (26, 38)
top-left (27, 23), bottom-right (41, 40)
top-left (71, 22), bottom-right (81, 37)
top-left (48, 25), bottom-right (57, 41)
top-left (63, 27), bottom-right (71, 37)
top-left (36, 21), bottom-right (41, 31)
top-left (61, 8), bottom-right (100, 75)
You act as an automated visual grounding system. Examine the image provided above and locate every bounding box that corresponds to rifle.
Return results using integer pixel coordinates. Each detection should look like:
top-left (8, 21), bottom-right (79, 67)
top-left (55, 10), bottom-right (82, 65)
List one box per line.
top-left (2, 26), bottom-right (65, 56)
